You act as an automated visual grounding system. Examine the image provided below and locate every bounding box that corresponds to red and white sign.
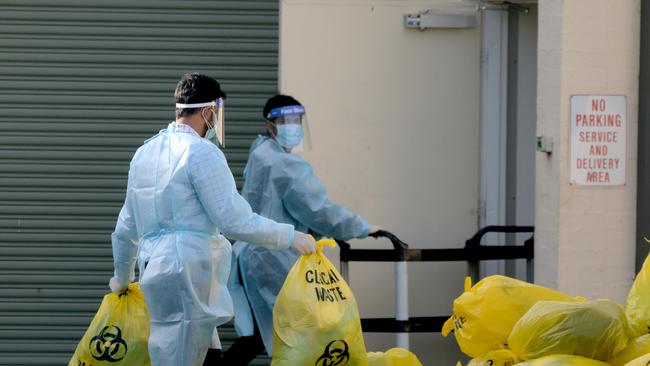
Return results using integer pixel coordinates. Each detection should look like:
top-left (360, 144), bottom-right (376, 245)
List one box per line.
top-left (570, 95), bottom-right (626, 186)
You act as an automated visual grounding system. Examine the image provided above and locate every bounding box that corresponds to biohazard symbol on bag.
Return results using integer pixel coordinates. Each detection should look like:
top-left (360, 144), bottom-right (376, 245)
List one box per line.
top-left (316, 340), bottom-right (350, 366)
top-left (90, 325), bottom-right (128, 362)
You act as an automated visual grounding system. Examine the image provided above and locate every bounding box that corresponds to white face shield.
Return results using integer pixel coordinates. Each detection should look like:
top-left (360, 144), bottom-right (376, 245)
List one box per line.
top-left (176, 98), bottom-right (225, 147)
top-left (267, 105), bottom-right (311, 152)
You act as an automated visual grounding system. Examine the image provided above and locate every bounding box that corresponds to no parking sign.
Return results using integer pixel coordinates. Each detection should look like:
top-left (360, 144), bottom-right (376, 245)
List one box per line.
top-left (570, 95), bottom-right (627, 186)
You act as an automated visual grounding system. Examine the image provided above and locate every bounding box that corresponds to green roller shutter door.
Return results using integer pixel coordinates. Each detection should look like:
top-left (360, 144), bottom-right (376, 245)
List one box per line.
top-left (0, 1), bottom-right (276, 365)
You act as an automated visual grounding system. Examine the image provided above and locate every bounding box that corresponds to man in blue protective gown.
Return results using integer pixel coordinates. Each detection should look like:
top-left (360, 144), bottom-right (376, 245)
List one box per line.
top-left (109, 75), bottom-right (316, 366)
top-left (220, 95), bottom-right (380, 365)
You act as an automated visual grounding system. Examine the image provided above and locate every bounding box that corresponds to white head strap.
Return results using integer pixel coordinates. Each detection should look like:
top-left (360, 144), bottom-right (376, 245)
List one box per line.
top-left (175, 101), bottom-right (214, 108)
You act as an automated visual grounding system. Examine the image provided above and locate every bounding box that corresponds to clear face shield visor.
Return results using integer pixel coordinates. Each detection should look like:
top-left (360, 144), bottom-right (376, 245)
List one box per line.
top-left (176, 98), bottom-right (225, 147)
top-left (267, 105), bottom-right (311, 151)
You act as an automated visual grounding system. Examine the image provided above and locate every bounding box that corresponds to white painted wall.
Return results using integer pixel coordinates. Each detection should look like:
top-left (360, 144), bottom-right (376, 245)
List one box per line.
top-left (536, 0), bottom-right (640, 302)
top-left (280, 0), bottom-right (480, 363)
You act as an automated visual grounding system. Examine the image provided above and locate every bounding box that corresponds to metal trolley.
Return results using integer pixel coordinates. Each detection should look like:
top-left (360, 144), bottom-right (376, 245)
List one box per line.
top-left (335, 226), bottom-right (535, 349)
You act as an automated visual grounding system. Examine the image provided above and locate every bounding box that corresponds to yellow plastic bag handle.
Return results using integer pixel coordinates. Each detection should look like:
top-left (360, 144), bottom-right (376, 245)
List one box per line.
top-left (442, 316), bottom-right (454, 336)
top-left (464, 276), bottom-right (473, 291)
top-left (316, 238), bottom-right (337, 252)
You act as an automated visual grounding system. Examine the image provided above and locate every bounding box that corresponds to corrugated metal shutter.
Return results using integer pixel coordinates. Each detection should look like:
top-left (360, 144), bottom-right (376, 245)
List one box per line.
top-left (0, 1), bottom-right (276, 364)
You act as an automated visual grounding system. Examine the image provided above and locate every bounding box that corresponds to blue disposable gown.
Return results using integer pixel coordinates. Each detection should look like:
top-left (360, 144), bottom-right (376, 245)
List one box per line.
top-left (111, 123), bottom-right (294, 366)
top-left (230, 136), bottom-right (370, 354)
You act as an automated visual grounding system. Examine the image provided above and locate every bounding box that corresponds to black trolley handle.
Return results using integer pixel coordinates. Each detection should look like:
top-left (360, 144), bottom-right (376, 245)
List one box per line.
top-left (336, 229), bottom-right (409, 251)
top-left (369, 230), bottom-right (409, 250)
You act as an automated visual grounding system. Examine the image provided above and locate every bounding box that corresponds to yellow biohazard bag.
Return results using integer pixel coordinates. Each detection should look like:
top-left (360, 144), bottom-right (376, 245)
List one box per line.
top-left (627, 244), bottom-right (650, 337)
top-left (514, 355), bottom-right (611, 366)
top-left (467, 349), bottom-right (518, 366)
top-left (271, 239), bottom-right (367, 366)
top-left (441, 275), bottom-right (575, 357)
top-left (68, 282), bottom-right (150, 366)
top-left (608, 335), bottom-right (650, 366)
top-left (508, 299), bottom-right (630, 361)
top-left (366, 348), bottom-right (422, 366)
top-left (624, 353), bottom-right (650, 366)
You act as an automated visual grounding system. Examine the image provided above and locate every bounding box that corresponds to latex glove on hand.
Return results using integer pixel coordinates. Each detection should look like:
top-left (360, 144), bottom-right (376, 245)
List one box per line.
top-left (109, 277), bottom-right (128, 293)
top-left (292, 231), bottom-right (317, 255)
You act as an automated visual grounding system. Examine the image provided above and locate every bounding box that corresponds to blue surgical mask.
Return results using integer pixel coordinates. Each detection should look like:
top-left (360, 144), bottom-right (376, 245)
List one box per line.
top-left (275, 124), bottom-right (303, 149)
top-left (202, 110), bottom-right (219, 145)
top-left (205, 125), bottom-right (217, 141)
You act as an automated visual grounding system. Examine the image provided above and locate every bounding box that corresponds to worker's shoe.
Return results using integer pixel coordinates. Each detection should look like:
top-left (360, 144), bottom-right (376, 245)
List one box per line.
top-left (203, 348), bottom-right (222, 366)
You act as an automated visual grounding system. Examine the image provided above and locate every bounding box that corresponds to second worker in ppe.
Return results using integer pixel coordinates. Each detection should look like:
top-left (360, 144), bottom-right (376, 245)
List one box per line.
top-left (109, 74), bottom-right (316, 366)
top-left (220, 94), bottom-right (380, 365)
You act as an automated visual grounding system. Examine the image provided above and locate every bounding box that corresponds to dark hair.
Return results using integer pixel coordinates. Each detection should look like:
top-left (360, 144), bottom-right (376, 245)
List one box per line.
top-left (175, 73), bottom-right (226, 118)
top-left (262, 94), bottom-right (302, 120)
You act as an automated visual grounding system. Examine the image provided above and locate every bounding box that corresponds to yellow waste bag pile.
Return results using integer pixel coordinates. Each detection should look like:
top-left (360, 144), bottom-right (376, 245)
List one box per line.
top-left (622, 353), bottom-right (650, 366)
top-left (441, 275), bottom-right (577, 357)
top-left (448, 253), bottom-right (650, 366)
top-left (69, 282), bottom-right (150, 366)
top-left (367, 348), bottom-right (423, 366)
top-left (514, 355), bottom-right (612, 366)
top-left (627, 245), bottom-right (650, 338)
top-left (608, 335), bottom-right (650, 366)
top-left (466, 349), bottom-right (517, 366)
top-left (508, 299), bottom-right (630, 360)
